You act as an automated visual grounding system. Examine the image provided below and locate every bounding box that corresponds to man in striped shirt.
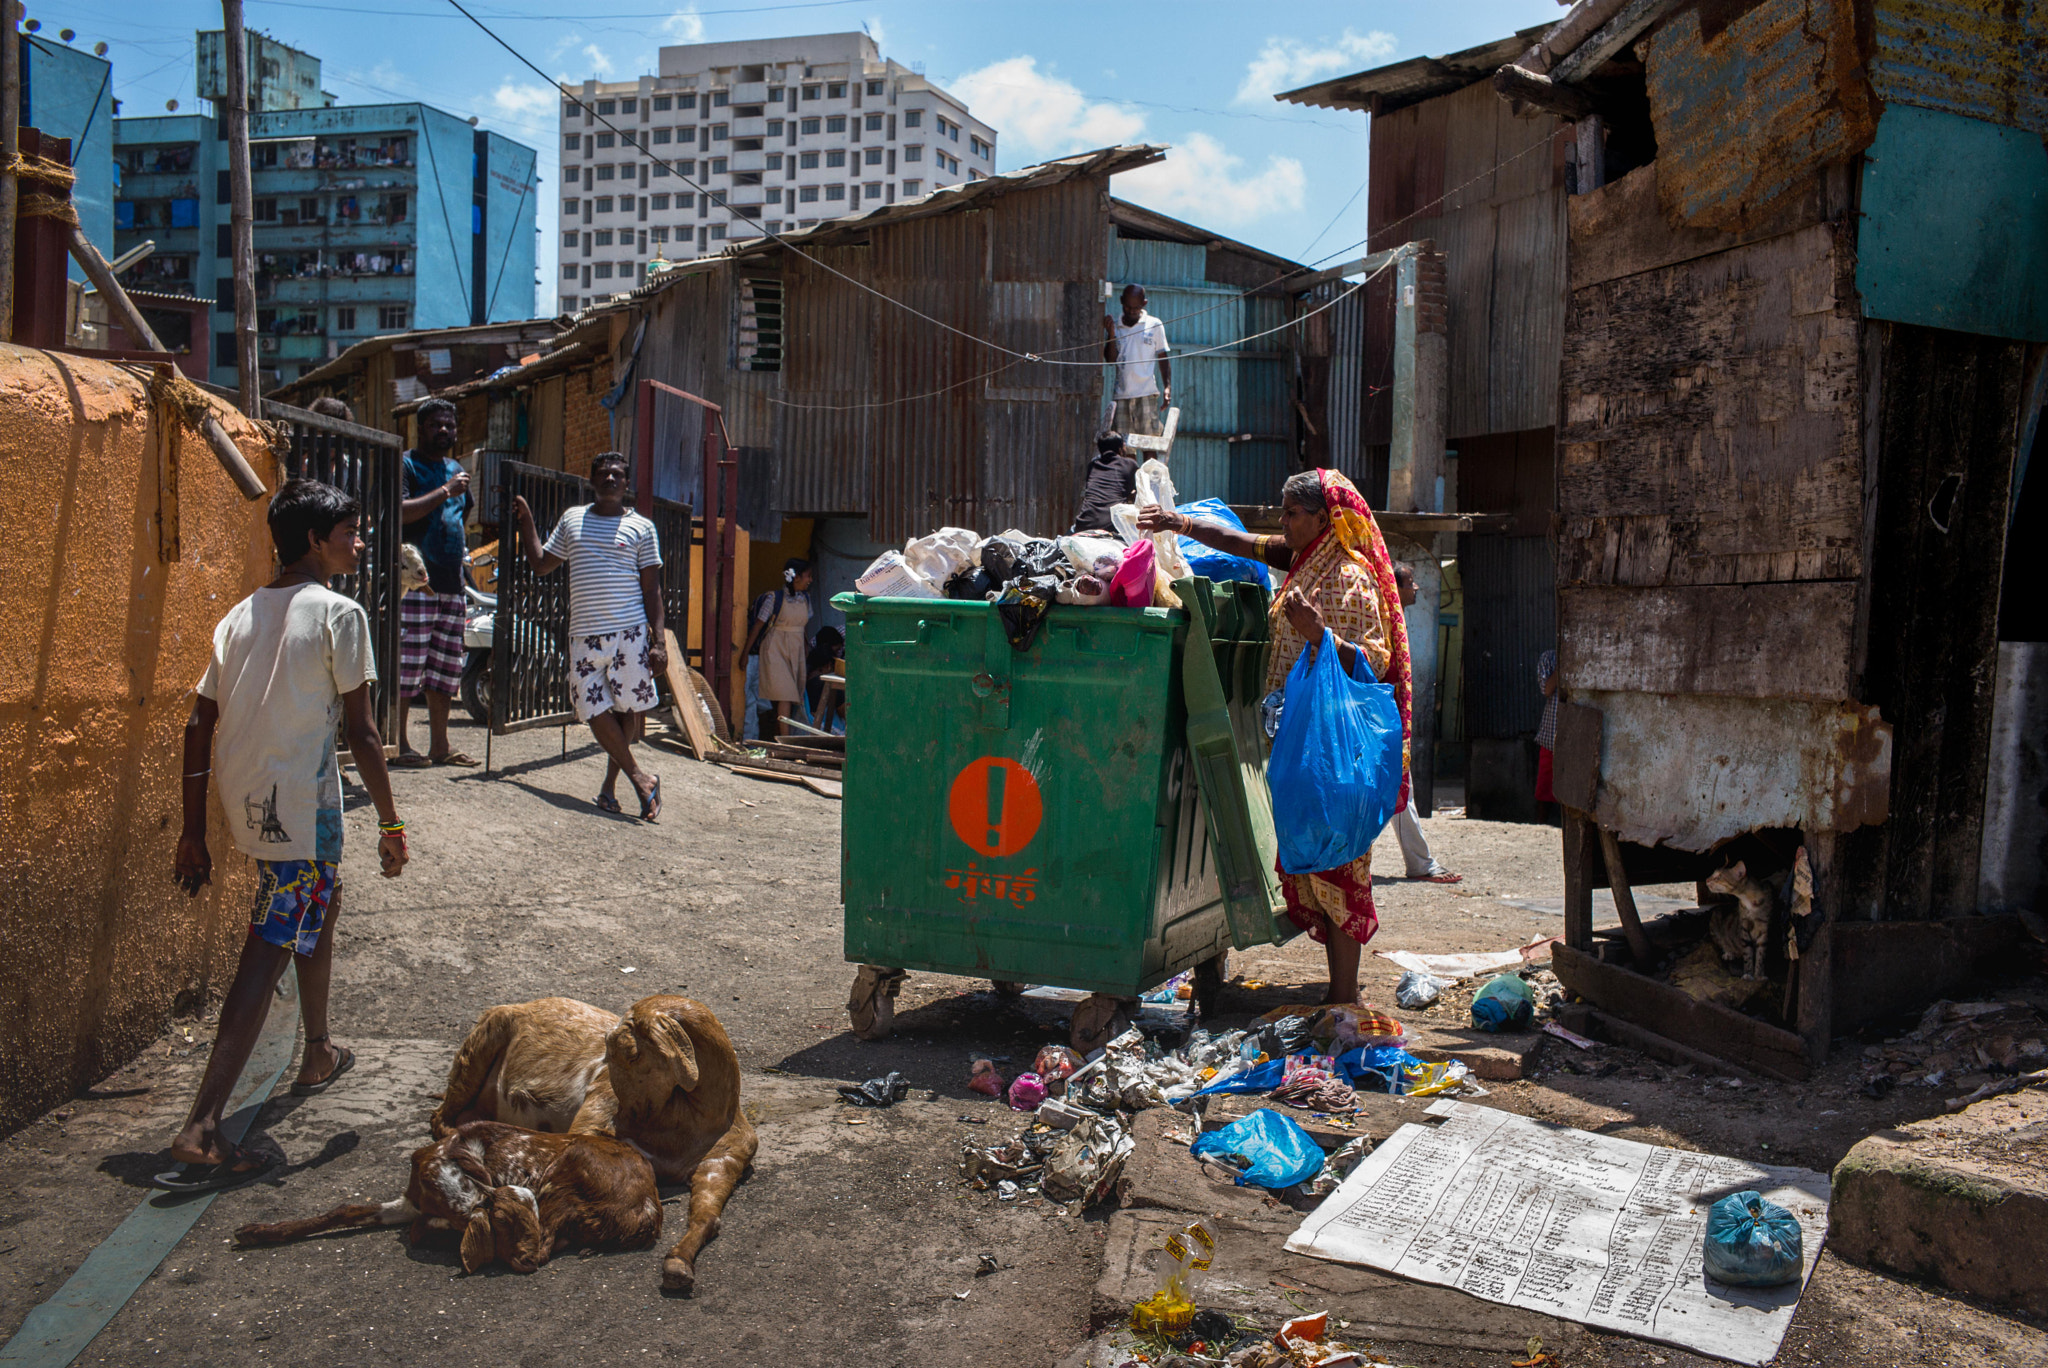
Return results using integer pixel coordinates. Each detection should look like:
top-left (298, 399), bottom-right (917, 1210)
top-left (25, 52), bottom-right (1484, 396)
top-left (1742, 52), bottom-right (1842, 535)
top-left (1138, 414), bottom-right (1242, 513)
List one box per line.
top-left (511, 451), bottom-right (666, 821)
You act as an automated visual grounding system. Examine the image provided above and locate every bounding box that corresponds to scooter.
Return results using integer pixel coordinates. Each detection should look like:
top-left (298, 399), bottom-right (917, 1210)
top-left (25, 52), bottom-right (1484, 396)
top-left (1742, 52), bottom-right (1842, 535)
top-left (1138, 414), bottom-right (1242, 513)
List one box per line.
top-left (460, 582), bottom-right (496, 726)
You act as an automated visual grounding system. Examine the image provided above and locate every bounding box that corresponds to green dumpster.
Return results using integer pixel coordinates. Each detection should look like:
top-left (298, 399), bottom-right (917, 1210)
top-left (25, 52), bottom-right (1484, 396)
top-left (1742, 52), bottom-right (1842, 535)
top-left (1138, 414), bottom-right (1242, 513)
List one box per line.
top-left (834, 578), bottom-right (1297, 1043)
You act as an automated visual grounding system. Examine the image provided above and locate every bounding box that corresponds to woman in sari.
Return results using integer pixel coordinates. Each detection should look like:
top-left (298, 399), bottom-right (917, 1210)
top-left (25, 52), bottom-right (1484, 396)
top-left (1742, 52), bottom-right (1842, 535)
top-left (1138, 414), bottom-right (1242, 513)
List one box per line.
top-left (1137, 469), bottom-right (1412, 1004)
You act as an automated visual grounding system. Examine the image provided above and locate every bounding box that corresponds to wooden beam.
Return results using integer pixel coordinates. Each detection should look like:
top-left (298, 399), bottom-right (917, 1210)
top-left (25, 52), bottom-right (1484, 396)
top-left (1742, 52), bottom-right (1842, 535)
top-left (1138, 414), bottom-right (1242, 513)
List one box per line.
top-left (1795, 832), bottom-right (1835, 1065)
top-left (1562, 805), bottom-right (1600, 951)
top-left (1552, 942), bottom-right (1810, 1081)
top-left (1597, 824), bottom-right (1656, 968)
top-left (660, 627), bottom-right (712, 760)
top-left (0, 0), bottom-right (20, 342)
top-left (1550, 0), bottom-right (1676, 85)
top-left (1280, 245), bottom-right (1404, 295)
top-left (1492, 63), bottom-right (1594, 121)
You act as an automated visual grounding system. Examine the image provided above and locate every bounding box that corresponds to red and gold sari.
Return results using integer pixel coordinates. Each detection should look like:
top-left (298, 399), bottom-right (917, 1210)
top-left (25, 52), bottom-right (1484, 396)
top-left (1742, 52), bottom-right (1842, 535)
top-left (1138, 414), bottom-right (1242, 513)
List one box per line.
top-left (1258, 469), bottom-right (1412, 948)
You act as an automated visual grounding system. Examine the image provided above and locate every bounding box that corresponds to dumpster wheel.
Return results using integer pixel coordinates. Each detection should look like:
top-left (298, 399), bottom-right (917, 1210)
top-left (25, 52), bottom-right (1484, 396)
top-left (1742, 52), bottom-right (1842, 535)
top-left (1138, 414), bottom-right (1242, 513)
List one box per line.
top-left (990, 980), bottom-right (1026, 997)
top-left (848, 965), bottom-right (907, 1040)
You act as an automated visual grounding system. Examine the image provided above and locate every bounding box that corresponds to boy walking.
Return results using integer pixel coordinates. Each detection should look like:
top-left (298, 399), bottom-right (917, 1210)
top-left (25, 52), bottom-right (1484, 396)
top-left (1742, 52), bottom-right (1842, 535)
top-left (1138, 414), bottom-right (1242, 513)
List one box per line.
top-left (160, 481), bottom-right (408, 1191)
top-left (511, 450), bottom-right (667, 820)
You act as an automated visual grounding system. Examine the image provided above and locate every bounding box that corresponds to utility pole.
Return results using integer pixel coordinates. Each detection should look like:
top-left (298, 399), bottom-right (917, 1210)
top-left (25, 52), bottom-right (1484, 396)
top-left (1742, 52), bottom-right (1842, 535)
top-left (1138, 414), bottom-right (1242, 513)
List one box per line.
top-left (223, 0), bottom-right (259, 416)
top-left (2, 0), bottom-right (22, 342)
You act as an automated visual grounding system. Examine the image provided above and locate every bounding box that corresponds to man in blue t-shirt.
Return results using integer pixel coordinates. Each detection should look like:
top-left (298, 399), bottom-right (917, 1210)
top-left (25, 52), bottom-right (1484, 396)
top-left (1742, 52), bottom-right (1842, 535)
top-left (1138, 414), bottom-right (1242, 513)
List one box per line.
top-left (396, 398), bottom-right (476, 766)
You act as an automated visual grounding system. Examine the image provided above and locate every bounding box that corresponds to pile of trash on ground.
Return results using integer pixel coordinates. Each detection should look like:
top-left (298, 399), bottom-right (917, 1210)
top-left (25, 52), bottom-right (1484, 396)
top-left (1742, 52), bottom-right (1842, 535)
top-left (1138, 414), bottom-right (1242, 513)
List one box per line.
top-left (1858, 997), bottom-right (2048, 1110)
top-left (852, 459), bottom-right (1272, 648)
top-left (943, 996), bottom-right (1499, 1213)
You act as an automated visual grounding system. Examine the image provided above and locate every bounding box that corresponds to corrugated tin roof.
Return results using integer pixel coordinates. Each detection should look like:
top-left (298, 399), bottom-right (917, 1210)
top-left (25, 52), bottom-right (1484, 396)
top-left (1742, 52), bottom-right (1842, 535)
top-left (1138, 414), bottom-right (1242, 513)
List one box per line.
top-left (1274, 28), bottom-right (1548, 114)
top-left (271, 317), bottom-right (570, 396)
top-left (1868, 0), bottom-right (2048, 135)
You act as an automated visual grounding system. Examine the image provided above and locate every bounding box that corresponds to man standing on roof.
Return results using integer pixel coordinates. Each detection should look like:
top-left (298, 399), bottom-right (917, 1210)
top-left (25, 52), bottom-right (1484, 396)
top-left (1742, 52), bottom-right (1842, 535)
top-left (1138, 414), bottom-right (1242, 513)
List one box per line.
top-left (1102, 284), bottom-right (1171, 438)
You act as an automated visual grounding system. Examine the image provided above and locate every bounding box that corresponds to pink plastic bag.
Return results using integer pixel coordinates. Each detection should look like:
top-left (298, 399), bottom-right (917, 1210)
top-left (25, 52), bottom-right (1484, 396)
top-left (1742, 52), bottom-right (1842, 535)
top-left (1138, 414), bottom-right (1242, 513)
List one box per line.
top-left (1007, 1072), bottom-right (1048, 1110)
top-left (1109, 539), bottom-right (1156, 608)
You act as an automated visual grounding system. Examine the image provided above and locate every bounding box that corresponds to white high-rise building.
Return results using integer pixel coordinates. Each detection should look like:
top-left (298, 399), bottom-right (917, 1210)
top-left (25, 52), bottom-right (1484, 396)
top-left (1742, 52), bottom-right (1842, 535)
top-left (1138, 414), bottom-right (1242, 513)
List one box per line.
top-left (556, 32), bottom-right (997, 313)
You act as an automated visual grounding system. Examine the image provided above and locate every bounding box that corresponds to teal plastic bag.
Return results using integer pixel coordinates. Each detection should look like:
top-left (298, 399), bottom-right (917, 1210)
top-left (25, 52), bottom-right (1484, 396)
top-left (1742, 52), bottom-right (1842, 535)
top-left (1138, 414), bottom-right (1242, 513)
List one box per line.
top-left (1188, 1108), bottom-right (1325, 1189)
top-left (1268, 629), bottom-right (1404, 874)
top-left (1470, 974), bottom-right (1535, 1032)
top-left (1703, 1191), bottom-right (1804, 1286)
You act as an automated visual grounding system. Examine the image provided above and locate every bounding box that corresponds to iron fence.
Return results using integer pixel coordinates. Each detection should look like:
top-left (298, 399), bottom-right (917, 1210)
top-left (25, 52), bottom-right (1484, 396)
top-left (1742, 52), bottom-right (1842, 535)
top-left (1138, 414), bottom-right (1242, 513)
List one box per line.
top-left (263, 398), bottom-right (404, 740)
top-left (492, 460), bottom-right (588, 734)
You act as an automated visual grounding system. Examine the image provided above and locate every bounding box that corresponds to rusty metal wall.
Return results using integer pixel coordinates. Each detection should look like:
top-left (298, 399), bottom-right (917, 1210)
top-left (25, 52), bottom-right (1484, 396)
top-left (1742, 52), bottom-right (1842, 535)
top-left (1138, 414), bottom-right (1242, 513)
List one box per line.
top-left (1641, 0), bottom-right (1879, 235)
top-left (1362, 80), bottom-right (1569, 445)
top-left (1459, 532), bottom-right (1555, 740)
top-left (1868, 0), bottom-right (2048, 135)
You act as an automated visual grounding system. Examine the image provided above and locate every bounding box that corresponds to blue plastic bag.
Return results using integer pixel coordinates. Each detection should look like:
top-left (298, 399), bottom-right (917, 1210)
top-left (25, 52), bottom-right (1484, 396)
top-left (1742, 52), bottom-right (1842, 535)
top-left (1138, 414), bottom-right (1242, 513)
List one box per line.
top-left (1188, 1108), bottom-right (1325, 1189)
top-left (1703, 1191), bottom-right (1804, 1286)
top-left (1267, 628), bottom-right (1405, 875)
top-left (1176, 499), bottom-right (1274, 589)
top-left (1337, 1043), bottom-right (1422, 1094)
top-left (1190, 1058), bottom-right (1286, 1097)
top-left (1470, 974), bottom-right (1536, 1032)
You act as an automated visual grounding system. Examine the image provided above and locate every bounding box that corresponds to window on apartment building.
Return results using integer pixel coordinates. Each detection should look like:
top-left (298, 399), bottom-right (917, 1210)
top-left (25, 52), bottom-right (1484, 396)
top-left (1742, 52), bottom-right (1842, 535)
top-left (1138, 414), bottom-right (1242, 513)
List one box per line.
top-left (971, 136), bottom-right (991, 158)
top-left (378, 305), bottom-right (407, 329)
top-left (968, 168), bottom-right (984, 181)
top-left (801, 84), bottom-right (820, 100)
top-left (652, 163), bottom-right (670, 178)
top-left (561, 230), bottom-right (578, 248)
top-left (296, 309), bottom-right (320, 333)
top-left (597, 100), bottom-right (616, 115)
top-left (800, 117), bottom-right (820, 135)
top-left (735, 138), bottom-right (764, 153)
top-left (677, 192), bottom-right (694, 208)
top-left (680, 160), bottom-right (696, 176)
top-left (618, 163), bottom-right (638, 180)
top-left (650, 226), bottom-right (668, 242)
top-left (864, 182), bottom-right (882, 198)
top-left (582, 232), bottom-right (593, 255)
top-left (650, 193), bottom-right (669, 209)
top-left (711, 124), bottom-right (728, 141)
top-left (651, 128), bottom-right (670, 145)
top-left (680, 126), bottom-right (697, 144)
top-left (679, 93), bottom-right (697, 110)
top-left (767, 119), bottom-right (784, 137)
top-left (564, 133), bottom-right (582, 152)
top-left (904, 109), bottom-right (922, 128)
top-left (254, 197), bottom-right (278, 221)
top-left (583, 265), bottom-right (592, 287)
top-left (595, 262), bottom-right (613, 279)
top-left (825, 149), bottom-right (846, 168)
top-left (621, 98), bottom-right (636, 113)
top-left (768, 86), bottom-right (785, 102)
top-left (766, 153), bottom-right (783, 170)
top-left (863, 147), bottom-right (882, 166)
top-left (867, 80), bottom-right (884, 96)
top-left (711, 157), bottom-right (728, 175)
top-left (864, 113), bottom-right (882, 132)
top-left (825, 115), bottom-right (846, 133)
top-left (561, 263), bottom-right (579, 280)
top-left (335, 306), bottom-right (356, 331)
top-left (902, 179), bottom-right (921, 196)
top-left (735, 105), bottom-right (764, 121)
top-left (592, 196), bottom-right (612, 213)
top-left (904, 145), bottom-right (922, 163)
top-left (563, 99), bottom-right (581, 118)
top-left (798, 151), bottom-right (819, 169)
top-left (798, 186), bottom-right (819, 202)
top-left (596, 165), bottom-right (615, 181)
top-left (709, 90), bottom-right (726, 107)
top-left (735, 172), bottom-right (762, 186)
top-left (595, 132), bottom-right (614, 149)
top-left (595, 230), bottom-right (614, 246)
top-left (563, 198), bottom-right (579, 217)
top-left (653, 95), bottom-right (671, 111)
top-left (735, 274), bottom-right (783, 372)
top-left (825, 184), bottom-right (845, 201)
top-left (710, 225), bottom-right (726, 240)
top-left (826, 82), bottom-right (846, 99)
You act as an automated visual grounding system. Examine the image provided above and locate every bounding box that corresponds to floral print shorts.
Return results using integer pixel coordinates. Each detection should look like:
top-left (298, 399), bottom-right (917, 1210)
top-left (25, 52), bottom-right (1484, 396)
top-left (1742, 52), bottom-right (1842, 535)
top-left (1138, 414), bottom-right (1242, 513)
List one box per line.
top-left (568, 624), bottom-right (660, 722)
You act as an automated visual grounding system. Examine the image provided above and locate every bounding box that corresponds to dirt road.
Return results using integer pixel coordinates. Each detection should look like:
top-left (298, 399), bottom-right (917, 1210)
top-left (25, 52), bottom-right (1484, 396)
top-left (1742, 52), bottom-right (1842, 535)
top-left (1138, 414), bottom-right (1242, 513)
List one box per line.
top-left (2, 721), bottom-right (2040, 1366)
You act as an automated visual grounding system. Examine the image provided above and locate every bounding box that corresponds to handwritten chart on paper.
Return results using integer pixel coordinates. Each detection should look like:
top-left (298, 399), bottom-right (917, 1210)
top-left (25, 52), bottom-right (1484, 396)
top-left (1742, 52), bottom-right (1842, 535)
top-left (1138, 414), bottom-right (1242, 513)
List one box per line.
top-left (1284, 1102), bottom-right (1831, 1366)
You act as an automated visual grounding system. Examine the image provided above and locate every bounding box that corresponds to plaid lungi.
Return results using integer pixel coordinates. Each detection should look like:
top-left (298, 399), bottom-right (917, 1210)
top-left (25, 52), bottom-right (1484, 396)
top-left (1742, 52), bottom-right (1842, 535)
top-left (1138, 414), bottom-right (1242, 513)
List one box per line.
top-left (400, 589), bottom-right (465, 697)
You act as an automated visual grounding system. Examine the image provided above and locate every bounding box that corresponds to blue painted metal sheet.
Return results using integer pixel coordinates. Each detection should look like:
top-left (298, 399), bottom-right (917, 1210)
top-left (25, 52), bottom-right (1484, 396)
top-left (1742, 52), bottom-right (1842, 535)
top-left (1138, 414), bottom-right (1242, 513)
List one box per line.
top-left (1228, 441), bottom-right (1294, 506)
top-left (1858, 103), bottom-right (2048, 342)
top-left (1170, 436), bottom-right (1232, 505)
top-left (1109, 238), bottom-right (1210, 288)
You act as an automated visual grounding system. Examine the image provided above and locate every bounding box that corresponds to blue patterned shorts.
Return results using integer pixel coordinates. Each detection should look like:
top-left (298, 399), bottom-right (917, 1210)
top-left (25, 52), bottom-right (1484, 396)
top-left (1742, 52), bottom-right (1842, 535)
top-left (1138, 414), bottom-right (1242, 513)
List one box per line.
top-left (250, 859), bottom-right (339, 954)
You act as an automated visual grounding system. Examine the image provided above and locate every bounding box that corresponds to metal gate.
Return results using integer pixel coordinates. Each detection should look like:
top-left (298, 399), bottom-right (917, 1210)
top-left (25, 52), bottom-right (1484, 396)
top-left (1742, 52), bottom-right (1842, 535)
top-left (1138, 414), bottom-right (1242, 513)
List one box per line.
top-left (492, 461), bottom-right (588, 734)
top-left (264, 398), bottom-right (404, 739)
top-left (649, 496), bottom-right (693, 661)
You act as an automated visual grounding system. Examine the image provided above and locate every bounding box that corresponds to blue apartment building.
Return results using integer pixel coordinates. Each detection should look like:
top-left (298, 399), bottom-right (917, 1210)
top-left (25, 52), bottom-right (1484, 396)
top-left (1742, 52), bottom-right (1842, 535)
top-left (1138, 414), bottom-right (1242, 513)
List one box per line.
top-left (17, 31), bottom-right (115, 281)
top-left (116, 99), bottom-right (538, 389)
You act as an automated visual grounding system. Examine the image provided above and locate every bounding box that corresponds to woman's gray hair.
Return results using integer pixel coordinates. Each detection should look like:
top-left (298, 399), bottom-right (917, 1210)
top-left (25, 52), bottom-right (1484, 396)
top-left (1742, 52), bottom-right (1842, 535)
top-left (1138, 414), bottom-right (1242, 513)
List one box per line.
top-left (1280, 470), bottom-right (1326, 512)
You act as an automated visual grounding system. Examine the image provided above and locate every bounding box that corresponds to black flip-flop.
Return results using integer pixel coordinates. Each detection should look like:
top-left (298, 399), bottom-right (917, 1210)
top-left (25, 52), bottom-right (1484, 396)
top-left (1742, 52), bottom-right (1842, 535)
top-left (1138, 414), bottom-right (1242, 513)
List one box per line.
top-left (595, 793), bottom-right (623, 814)
top-left (289, 1044), bottom-right (356, 1096)
top-left (639, 775), bottom-right (662, 824)
top-left (153, 1144), bottom-right (274, 1194)
top-left (429, 751), bottom-right (480, 767)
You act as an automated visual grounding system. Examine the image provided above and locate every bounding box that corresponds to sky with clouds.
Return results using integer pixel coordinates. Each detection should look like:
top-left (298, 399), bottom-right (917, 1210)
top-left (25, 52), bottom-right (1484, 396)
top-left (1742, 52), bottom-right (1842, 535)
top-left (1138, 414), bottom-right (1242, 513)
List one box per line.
top-left (39, 0), bottom-right (1558, 314)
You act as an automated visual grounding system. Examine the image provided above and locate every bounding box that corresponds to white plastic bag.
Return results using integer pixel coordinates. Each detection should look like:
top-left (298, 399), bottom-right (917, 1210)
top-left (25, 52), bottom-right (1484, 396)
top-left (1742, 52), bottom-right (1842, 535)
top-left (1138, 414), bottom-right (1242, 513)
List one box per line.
top-left (1131, 460), bottom-right (1192, 581)
top-left (855, 549), bottom-right (941, 599)
top-left (902, 527), bottom-right (979, 584)
top-left (1059, 533), bottom-right (1123, 572)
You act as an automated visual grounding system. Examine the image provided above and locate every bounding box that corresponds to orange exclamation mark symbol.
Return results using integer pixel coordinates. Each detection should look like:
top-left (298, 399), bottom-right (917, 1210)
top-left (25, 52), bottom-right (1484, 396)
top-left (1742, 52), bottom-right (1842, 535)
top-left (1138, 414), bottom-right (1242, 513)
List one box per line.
top-left (985, 763), bottom-right (1007, 852)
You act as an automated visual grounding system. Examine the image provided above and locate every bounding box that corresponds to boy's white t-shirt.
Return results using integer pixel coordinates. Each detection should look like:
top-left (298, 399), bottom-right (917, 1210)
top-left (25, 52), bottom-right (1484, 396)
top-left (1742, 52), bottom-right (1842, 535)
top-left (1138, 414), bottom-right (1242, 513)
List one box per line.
top-left (196, 583), bottom-right (376, 863)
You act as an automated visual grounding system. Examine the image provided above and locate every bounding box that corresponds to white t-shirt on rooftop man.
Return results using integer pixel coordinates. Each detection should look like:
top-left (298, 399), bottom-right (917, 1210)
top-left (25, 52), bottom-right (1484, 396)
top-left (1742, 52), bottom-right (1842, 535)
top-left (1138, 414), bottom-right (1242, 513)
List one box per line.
top-left (197, 582), bottom-right (375, 864)
top-left (1111, 310), bottom-right (1170, 400)
top-left (543, 504), bottom-right (663, 639)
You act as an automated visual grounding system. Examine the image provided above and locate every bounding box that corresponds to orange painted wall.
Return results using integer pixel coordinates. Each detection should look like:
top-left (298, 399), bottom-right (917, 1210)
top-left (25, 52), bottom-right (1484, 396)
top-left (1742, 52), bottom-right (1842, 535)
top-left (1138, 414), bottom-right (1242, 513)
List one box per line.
top-left (0, 346), bottom-right (277, 1134)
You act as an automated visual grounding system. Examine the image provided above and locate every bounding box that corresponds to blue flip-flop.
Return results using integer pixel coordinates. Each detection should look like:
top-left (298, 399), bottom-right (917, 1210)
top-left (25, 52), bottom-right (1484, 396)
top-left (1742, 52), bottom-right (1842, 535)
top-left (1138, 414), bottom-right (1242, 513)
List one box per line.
top-left (595, 793), bottom-right (624, 814)
top-left (638, 775), bottom-right (662, 823)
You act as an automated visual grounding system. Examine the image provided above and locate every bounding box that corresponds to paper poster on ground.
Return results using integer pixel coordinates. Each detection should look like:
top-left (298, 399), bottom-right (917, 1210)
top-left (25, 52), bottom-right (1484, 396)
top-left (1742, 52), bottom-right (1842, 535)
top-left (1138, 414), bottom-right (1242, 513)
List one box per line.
top-left (1284, 1101), bottom-right (1830, 1366)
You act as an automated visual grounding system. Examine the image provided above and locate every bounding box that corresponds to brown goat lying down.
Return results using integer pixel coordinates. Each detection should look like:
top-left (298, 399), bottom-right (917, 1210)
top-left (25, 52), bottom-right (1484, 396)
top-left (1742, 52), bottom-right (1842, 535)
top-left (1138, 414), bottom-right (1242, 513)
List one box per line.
top-left (234, 1121), bottom-right (661, 1274)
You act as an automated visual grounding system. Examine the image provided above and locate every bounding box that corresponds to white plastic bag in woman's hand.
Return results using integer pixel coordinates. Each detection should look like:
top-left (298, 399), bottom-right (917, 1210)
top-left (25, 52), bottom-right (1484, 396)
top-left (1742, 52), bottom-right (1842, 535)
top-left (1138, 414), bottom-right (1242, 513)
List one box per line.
top-left (1130, 460), bottom-right (1192, 581)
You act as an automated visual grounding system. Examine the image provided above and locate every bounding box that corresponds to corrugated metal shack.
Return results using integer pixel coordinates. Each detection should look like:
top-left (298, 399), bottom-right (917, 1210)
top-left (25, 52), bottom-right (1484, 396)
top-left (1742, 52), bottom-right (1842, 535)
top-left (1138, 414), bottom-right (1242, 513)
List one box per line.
top-left (1494, 0), bottom-right (2044, 1076)
top-left (1279, 28), bottom-right (1578, 822)
top-left (593, 145), bottom-right (1322, 546)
